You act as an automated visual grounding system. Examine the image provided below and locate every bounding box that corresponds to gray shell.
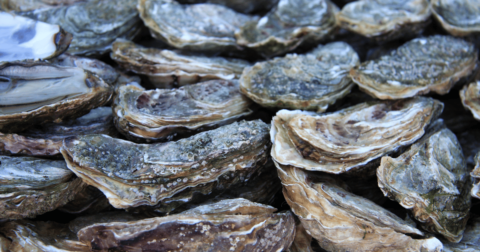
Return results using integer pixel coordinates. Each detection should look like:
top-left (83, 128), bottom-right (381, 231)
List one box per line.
top-left (431, 0), bottom-right (480, 36)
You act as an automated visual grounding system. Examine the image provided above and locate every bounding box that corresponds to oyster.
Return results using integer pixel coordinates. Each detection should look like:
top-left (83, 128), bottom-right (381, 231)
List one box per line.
top-left (239, 42), bottom-right (359, 112)
top-left (0, 220), bottom-right (89, 252)
top-left (0, 12), bottom-right (71, 62)
top-left (377, 120), bottom-right (471, 242)
top-left (16, 0), bottom-right (141, 55)
top-left (336, 0), bottom-right (431, 41)
top-left (460, 81), bottom-right (480, 121)
top-left (60, 120), bottom-right (270, 209)
top-left (113, 80), bottom-right (252, 142)
top-left (431, 0), bottom-right (480, 36)
top-left (235, 0), bottom-right (338, 58)
top-left (350, 35), bottom-right (477, 99)
top-left (0, 156), bottom-right (85, 220)
top-left (0, 62), bottom-right (113, 133)
top-left (77, 198), bottom-right (295, 251)
top-left (444, 216), bottom-right (480, 252)
top-left (176, 0), bottom-right (279, 14)
top-left (111, 39), bottom-right (250, 88)
top-left (271, 97), bottom-right (443, 174)
top-left (276, 163), bottom-right (443, 251)
top-left (471, 152), bottom-right (480, 199)
top-left (138, 0), bottom-right (257, 52)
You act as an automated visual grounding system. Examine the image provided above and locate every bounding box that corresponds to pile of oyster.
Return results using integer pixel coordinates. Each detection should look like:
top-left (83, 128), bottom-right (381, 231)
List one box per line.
top-left (1, 0), bottom-right (480, 251)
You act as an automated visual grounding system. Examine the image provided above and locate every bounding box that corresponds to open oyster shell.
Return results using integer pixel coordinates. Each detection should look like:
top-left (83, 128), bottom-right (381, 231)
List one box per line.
top-left (271, 97), bottom-right (443, 174)
top-left (337, 0), bottom-right (431, 41)
top-left (460, 81), bottom-right (480, 121)
top-left (111, 39), bottom-right (250, 88)
top-left (276, 163), bottom-right (443, 251)
top-left (176, 0), bottom-right (279, 14)
top-left (0, 156), bottom-right (85, 220)
top-left (377, 120), bottom-right (471, 242)
top-left (350, 35), bottom-right (477, 99)
top-left (0, 62), bottom-right (113, 133)
top-left (77, 198), bottom-right (295, 251)
top-left (60, 120), bottom-right (270, 209)
top-left (113, 80), bottom-right (252, 142)
top-left (239, 42), bottom-right (359, 112)
top-left (0, 12), bottom-right (71, 62)
top-left (235, 0), bottom-right (338, 58)
top-left (15, 0), bottom-right (141, 55)
top-left (431, 0), bottom-right (480, 37)
top-left (444, 216), bottom-right (480, 252)
top-left (138, 0), bottom-right (257, 52)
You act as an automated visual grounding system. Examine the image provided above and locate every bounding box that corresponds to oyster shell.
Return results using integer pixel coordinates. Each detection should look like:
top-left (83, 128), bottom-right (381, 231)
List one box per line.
top-left (113, 80), bottom-right (252, 142)
top-left (0, 11), bottom-right (71, 62)
top-left (471, 152), bottom-right (480, 199)
top-left (444, 216), bottom-right (480, 252)
top-left (138, 0), bottom-right (257, 52)
top-left (276, 163), bottom-right (443, 251)
top-left (0, 220), bottom-right (89, 252)
top-left (0, 62), bottom-right (113, 133)
top-left (350, 35), bottom-right (477, 99)
top-left (271, 97), bottom-right (443, 174)
top-left (336, 0), bottom-right (431, 41)
top-left (235, 0), bottom-right (338, 58)
top-left (0, 156), bottom-right (85, 220)
top-left (460, 81), bottom-right (480, 121)
top-left (239, 42), bottom-right (359, 112)
top-left (431, 0), bottom-right (480, 36)
top-left (377, 120), bottom-right (471, 242)
top-left (288, 221), bottom-right (313, 252)
top-left (176, 0), bottom-right (279, 14)
top-left (16, 0), bottom-right (141, 55)
top-left (111, 39), bottom-right (250, 88)
top-left (0, 0), bottom-right (83, 12)
top-left (77, 198), bottom-right (295, 251)
top-left (60, 120), bottom-right (270, 209)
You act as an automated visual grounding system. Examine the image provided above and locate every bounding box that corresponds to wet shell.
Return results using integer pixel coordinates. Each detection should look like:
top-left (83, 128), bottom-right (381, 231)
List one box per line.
top-left (111, 39), bottom-right (250, 88)
top-left (271, 97), bottom-right (443, 174)
top-left (460, 81), bottom-right (480, 121)
top-left (276, 163), bottom-right (443, 252)
top-left (337, 0), bottom-right (431, 41)
top-left (138, 0), bottom-right (258, 52)
top-left (377, 120), bottom-right (471, 242)
top-left (0, 62), bottom-right (113, 133)
top-left (431, 0), bottom-right (480, 36)
top-left (113, 80), bottom-right (252, 142)
top-left (350, 35), bottom-right (477, 99)
top-left (239, 42), bottom-right (359, 112)
top-left (235, 0), bottom-right (338, 58)
top-left (60, 120), bottom-right (270, 209)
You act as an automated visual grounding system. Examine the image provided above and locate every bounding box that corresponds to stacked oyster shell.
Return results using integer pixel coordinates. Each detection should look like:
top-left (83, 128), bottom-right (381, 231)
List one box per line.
top-left (2, 0), bottom-right (480, 251)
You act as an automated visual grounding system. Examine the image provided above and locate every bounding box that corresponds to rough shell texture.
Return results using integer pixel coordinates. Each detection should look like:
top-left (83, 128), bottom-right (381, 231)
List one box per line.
top-left (0, 62), bottom-right (113, 133)
top-left (77, 199), bottom-right (295, 251)
top-left (176, 0), bottom-right (279, 14)
top-left (431, 0), bottom-right (480, 36)
top-left (0, 12), bottom-right (71, 62)
top-left (0, 220), bottom-right (90, 252)
top-left (377, 121), bottom-right (471, 242)
top-left (350, 35), bottom-right (477, 99)
top-left (113, 80), bottom-right (252, 142)
top-left (276, 163), bottom-right (443, 252)
top-left (460, 81), bottom-right (480, 121)
top-left (138, 0), bottom-right (257, 52)
top-left (0, 156), bottom-right (86, 220)
top-left (111, 39), bottom-right (250, 88)
top-left (470, 151), bottom-right (480, 199)
top-left (444, 216), bottom-right (480, 252)
top-left (60, 120), bottom-right (271, 209)
top-left (17, 0), bottom-right (141, 55)
top-left (271, 97), bottom-right (443, 174)
top-left (337, 0), bottom-right (431, 41)
top-left (239, 42), bottom-right (359, 112)
top-left (235, 0), bottom-right (338, 58)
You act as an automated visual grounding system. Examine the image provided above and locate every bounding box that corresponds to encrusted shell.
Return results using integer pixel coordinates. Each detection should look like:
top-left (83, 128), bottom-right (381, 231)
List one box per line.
top-left (377, 120), bottom-right (471, 242)
top-left (240, 42), bottom-right (358, 112)
top-left (111, 39), bottom-right (250, 88)
top-left (337, 0), bottom-right (431, 41)
top-left (350, 35), bottom-right (477, 99)
top-left (113, 80), bottom-right (252, 142)
top-left (276, 163), bottom-right (443, 252)
top-left (460, 81), bottom-right (480, 121)
top-left (60, 120), bottom-right (271, 209)
top-left (271, 97), bottom-right (443, 174)
top-left (431, 0), bottom-right (480, 36)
